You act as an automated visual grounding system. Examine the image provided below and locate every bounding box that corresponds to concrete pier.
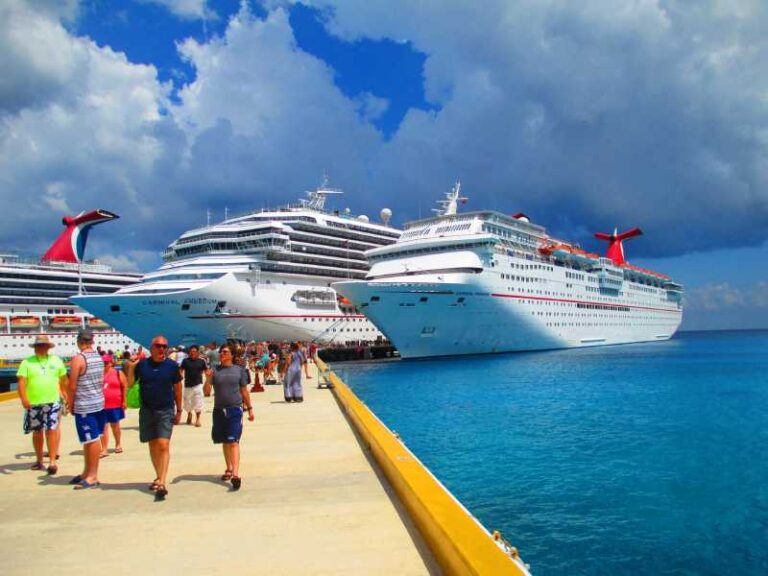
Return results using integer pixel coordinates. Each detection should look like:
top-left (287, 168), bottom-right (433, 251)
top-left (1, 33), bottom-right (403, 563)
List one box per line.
top-left (0, 366), bottom-right (438, 575)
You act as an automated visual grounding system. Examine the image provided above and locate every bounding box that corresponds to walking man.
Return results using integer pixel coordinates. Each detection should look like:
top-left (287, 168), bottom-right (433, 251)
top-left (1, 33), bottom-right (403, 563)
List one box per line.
top-left (125, 335), bottom-right (182, 501)
top-left (67, 329), bottom-right (106, 489)
top-left (16, 335), bottom-right (67, 475)
top-left (180, 345), bottom-right (207, 427)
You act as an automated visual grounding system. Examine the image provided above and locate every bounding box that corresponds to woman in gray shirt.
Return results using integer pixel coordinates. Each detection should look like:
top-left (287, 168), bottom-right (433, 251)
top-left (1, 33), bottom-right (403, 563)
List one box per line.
top-left (206, 344), bottom-right (254, 491)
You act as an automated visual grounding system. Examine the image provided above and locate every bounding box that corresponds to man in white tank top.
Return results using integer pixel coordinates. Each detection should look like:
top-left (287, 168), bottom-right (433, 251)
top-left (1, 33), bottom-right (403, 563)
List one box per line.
top-left (67, 329), bottom-right (105, 489)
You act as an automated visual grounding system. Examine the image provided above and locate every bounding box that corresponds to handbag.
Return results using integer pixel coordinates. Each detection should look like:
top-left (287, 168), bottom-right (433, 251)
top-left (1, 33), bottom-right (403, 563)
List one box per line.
top-left (126, 381), bottom-right (141, 409)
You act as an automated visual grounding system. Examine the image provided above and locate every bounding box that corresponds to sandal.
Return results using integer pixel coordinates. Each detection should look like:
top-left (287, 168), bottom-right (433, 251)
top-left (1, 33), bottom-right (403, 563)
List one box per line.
top-left (221, 470), bottom-right (233, 481)
top-left (154, 485), bottom-right (168, 501)
top-left (148, 479), bottom-right (161, 491)
top-left (68, 475), bottom-right (83, 485)
top-left (74, 479), bottom-right (100, 490)
top-left (114, 447), bottom-right (123, 454)
top-left (30, 462), bottom-right (44, 471)
top-left (231, 476), bottom-right (242, 491)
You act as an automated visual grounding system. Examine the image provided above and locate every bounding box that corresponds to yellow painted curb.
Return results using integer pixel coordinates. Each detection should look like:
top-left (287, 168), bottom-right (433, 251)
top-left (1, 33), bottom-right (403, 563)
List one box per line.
top-left (0, 391), bottom-right (18, 403)
top-left (317, 358), bottom-right (530, 576)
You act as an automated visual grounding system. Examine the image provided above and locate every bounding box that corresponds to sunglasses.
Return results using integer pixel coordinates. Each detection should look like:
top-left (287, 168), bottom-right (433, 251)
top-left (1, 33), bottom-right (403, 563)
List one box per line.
top-left (152, 343), bottom-right (169, 349)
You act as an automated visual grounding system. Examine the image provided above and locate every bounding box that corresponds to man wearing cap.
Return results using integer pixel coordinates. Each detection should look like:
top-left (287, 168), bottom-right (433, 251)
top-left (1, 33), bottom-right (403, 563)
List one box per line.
top-left (125, 335), bottom-right (182, 501)
top-left (67, 329), bottom-right (106, 489)
top-left (16, 335), bottom-right (68, 474)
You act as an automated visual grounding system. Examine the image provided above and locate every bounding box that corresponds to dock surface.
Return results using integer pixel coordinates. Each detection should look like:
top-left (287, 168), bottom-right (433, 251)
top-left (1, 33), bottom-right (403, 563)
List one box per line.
top-left (0, 366), bottom-right (437, 575)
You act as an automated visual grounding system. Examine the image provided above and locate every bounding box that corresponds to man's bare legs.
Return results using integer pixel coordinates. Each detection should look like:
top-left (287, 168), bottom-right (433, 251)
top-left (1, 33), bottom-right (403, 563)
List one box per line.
top-left (149, 438), bottom-right (170, 499)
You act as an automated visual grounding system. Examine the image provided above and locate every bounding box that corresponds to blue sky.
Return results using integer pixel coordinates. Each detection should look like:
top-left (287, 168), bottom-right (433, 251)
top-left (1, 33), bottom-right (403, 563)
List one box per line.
top-left (1, 0), bottom-right (766, 330)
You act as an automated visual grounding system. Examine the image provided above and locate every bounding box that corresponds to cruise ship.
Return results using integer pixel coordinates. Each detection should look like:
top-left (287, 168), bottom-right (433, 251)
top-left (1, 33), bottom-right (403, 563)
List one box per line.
top-left (333, 183), bottom-right (684, 358)
top-left (0, 210), bottom-right (142, 363)
top-left (73, 182), bottom-right (401, 347)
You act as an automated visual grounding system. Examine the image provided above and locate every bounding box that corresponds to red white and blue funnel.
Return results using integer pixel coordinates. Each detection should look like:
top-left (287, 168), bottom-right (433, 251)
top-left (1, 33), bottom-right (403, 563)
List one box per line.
top-left (41, 209), bottom-right (119, 263)
top-left (594, 227), bottom-right (642, 265)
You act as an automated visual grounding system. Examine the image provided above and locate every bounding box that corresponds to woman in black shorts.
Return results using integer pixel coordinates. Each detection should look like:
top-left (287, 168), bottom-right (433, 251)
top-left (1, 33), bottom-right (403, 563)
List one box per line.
top-left (206, 344), bottom-right (254, 490)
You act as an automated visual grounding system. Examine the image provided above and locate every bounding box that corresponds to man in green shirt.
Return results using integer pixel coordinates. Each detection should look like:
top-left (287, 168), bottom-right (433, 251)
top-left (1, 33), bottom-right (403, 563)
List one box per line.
top-left (17, 335), bottom-right (68, 474)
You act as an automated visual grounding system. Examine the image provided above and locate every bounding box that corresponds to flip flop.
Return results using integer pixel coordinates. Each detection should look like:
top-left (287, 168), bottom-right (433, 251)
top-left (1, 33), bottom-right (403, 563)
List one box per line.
top-left (114, 447), bottom-right (123, 454)
top-left (68, 475), bottom-right (83, 485)
top-left (30, 462), bottom-right (44, 471)
top-left (99, 453), bottom-right (109, 459)
top-left (148, 479), bottom-right (160, 491)
top-left (73, 479), bottom-right (100, 490)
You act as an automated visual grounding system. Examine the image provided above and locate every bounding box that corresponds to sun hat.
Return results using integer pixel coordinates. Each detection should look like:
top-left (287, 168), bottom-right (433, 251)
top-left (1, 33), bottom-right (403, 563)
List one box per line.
top-left (30, 335), bottom-right (55, 348)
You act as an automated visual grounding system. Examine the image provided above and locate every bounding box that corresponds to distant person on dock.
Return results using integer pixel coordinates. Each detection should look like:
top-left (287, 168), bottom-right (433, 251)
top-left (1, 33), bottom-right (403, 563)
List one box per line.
top-left (67, 329), bottom-right (106, 489)
top-left (131, 345), bottom-right (146, 362)
top-left (125, 335), bottom-right (182, 501)
top-left (180, 345), bottom-right (206, 427)
top-left (100, 355), bottom-right (126, 456)
top-left (284, 342), bottom-right (304, 403)
top-left (300, 342), bottom-right (312, 379)
top-left (206, 344), bottom-right (253, 491)
top-left (16, 335), bottom-right (67, 475)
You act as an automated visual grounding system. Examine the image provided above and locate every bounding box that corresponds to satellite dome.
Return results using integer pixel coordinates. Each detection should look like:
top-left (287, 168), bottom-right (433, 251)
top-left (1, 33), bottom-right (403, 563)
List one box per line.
top-left (380, 208), bottom-right (392, 226)
top-left (357, 215), bottom-right (369, 223)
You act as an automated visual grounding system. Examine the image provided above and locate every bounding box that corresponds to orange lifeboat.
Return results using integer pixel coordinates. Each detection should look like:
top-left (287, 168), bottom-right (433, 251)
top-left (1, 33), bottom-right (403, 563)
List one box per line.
top-left (11, 316), bottom-right (41, 331)
top-left (49, 316), bottom-right (82, 330)
top-left (88, 317), bottom-right (110, 330)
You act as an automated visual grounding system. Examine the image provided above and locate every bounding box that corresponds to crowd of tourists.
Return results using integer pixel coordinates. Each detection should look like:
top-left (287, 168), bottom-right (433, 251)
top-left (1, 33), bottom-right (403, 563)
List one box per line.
top-left (15, 331), bottom-right (315, 501)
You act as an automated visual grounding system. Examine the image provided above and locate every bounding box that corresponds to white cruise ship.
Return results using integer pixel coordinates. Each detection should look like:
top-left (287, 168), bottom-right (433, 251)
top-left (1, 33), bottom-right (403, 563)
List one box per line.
top-left (73, 182), bottom-right (400, 347)
top-left (0, 210), bottom-right (142, 362)
top-left (333, 183), bottom-right (684, 359)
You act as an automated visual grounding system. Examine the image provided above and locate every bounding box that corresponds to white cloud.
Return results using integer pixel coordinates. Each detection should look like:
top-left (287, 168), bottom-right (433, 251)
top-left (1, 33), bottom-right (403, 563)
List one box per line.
top-left (137, 0), bottom-right (216, 21)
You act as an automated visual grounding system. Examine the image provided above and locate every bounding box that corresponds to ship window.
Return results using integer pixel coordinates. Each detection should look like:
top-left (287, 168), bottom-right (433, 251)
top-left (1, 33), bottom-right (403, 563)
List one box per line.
top-left (420, 297), bottom-right (428, 303)
top-left (370, 296), bottom-right (380, 302)
top-left (110, 305), bottom-right (120, 312)
top-left (181, 304), bottom-right (190, 311)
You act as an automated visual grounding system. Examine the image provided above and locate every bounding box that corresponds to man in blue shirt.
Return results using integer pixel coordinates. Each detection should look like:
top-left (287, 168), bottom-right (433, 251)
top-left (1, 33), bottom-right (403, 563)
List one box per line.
top-left (125, 335), bottom-right (182, 501)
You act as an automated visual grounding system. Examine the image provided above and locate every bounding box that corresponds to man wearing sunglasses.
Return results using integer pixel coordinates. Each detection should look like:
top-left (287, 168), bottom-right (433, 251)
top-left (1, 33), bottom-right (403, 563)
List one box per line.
top-left (125, 335), bottom-right (182, 501)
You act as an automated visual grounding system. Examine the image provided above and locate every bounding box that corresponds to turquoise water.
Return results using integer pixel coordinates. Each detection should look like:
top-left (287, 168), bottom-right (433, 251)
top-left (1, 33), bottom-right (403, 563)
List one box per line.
top-left (337, 330), bottom-right (768, 575)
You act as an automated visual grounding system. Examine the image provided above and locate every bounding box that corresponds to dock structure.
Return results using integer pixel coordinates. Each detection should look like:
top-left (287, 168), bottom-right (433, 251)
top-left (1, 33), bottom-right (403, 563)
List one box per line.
top-left (0, 362), bottom-right (529, 575)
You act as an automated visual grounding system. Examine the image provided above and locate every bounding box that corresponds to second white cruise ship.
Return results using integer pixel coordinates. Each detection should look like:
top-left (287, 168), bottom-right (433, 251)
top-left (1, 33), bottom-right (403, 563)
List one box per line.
top-left (333, 183), bottom-right (684, 358)
top-left (73, 182), bottom-right (400, 347)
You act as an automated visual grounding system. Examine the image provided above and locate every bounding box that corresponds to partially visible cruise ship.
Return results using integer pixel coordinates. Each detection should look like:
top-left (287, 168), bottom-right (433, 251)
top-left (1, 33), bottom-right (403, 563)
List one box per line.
top-left (0, 210), bottom-right (142, 362)
top-left (334, 183), bottom-right (684, 359)
top-left (73, 181), bottom-right (401, 347)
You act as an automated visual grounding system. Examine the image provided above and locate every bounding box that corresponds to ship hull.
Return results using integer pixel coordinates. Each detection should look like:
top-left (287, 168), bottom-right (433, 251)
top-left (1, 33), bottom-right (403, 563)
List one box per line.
top-left (72, 273), bottom-right (382, 347)
top-left (334, 278), bottom-right (683, 359)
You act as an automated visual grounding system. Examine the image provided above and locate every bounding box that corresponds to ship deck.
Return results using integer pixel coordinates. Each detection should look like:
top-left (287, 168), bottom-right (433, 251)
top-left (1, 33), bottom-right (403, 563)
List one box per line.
top-left (0, 364), bottom-right (438, 575)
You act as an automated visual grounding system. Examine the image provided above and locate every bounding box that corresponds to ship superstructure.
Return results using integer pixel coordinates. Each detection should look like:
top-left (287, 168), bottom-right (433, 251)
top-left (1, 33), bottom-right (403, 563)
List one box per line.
top-left (333, 183), bottom-right (683, 358)
top-left (1, 210), bottom-right (142, 361)
top-left (73, 182), bottom-right (400, 347)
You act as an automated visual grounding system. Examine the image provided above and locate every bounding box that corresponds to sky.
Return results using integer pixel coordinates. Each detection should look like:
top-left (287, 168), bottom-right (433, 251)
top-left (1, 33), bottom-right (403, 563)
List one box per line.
top-left (0, 0), bottom-right (766, 330)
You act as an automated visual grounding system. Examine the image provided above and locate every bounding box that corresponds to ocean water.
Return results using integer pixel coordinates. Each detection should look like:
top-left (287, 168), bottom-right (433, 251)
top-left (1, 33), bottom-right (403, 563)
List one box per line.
top-left (337, 330), bottom-right (768, 575)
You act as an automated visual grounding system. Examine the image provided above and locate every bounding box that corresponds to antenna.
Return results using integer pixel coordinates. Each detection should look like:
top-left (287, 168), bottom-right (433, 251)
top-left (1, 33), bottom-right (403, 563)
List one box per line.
top-left (432, 181), bottom-right (468, 217)
top-left (206, 209), bottom-right (211, 228)
top-left (300, 175), bottom-right (344, 211)
top-left (224, 207), bottom-right (228, 221)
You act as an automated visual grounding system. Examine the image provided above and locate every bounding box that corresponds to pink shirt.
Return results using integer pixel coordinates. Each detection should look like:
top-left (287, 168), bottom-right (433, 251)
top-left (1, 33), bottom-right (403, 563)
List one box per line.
top-left (103, 368), bottom-right (124, 409)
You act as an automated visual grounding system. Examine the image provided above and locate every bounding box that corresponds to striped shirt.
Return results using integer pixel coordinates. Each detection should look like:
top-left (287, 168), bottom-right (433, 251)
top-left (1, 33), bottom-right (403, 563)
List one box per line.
top-left (74, 350), bottom-right (105, 414)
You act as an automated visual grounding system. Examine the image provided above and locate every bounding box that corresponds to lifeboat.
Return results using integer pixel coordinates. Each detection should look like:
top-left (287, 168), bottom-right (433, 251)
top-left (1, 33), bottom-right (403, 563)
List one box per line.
top-left (49, 316), bottom-right (82, 330)
top-left (10, 316), bottom-right (41, 331)
top-left (539, 242), bottom-right (600, 266)
top-left (621, 263), bottom-right (670, 282)
top-left (88, 317), bottom-right (110, 329)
